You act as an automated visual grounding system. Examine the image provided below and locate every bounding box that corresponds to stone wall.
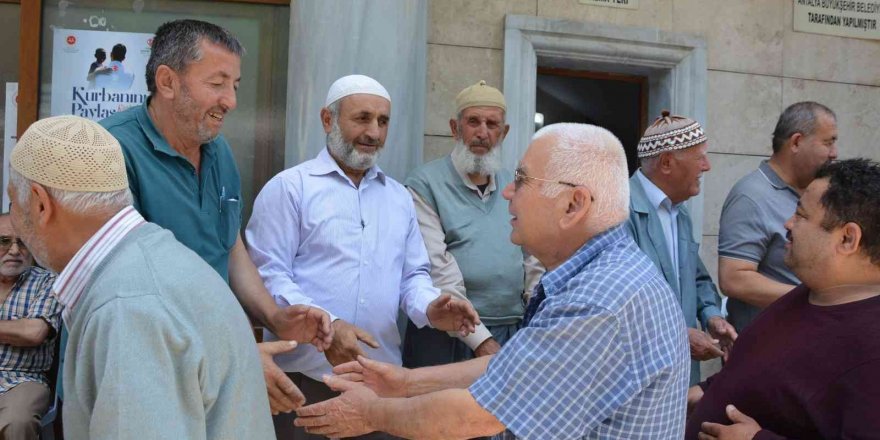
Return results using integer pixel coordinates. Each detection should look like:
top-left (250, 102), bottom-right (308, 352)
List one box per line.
top-left (426, 0), bottom-right (880, 285)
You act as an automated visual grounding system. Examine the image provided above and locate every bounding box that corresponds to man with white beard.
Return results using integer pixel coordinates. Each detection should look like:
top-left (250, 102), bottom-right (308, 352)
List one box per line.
top-left (402, 81), bottom-right (543, 368)
top-left (246, 74), bottom-right (481, 440)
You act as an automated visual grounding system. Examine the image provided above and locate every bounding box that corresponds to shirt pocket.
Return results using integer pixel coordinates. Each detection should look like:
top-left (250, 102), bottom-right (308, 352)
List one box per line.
top-left (218, 198), bottom-right (241, 250)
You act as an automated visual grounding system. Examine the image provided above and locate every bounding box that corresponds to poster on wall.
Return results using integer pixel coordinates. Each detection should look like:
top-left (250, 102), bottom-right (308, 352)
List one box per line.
top-left (794, 0), bottom-right (880, 40)
top-left (3, 82), bottom-right (17, 212)
top-left (50, 28), bottom-right (154, 121)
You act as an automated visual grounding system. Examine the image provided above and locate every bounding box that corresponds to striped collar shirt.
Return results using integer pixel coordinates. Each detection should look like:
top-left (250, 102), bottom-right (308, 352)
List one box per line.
top-left (53, 206), bottom-right (146, 323)
top-left (0, 267), bottom-right (60, 394)
top-left (469, 225), bottom-right (689, 439)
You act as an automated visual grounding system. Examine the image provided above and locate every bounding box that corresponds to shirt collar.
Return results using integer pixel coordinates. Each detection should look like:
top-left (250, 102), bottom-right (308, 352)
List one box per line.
top-left (635, 169), bottom-right (678, 213)
top-left (540, 224), bottom-right (629, 298)
top-left (53, 206), bottom-right (146, 322)
top-left (136, 103), bottom-right (217, 160)
top-left (449, 155), bottom-right (497, 195)
top-left (310, 147), bottom-right (386, 185)
top-left (759, 160), bottom-right (799, 195)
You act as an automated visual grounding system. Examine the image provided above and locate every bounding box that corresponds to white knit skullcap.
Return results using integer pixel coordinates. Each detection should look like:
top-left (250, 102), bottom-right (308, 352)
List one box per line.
top-left (11, 115), bottom-right (128, 192)
top-left (324, 74), bottom-right (391, 107)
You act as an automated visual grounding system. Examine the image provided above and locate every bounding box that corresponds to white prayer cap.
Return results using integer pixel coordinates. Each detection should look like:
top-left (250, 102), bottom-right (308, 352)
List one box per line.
top-left (324, 74), bottom-right (391, 107)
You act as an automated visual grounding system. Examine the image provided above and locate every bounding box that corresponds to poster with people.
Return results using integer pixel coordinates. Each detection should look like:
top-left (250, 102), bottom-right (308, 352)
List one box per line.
top-left (50, 28), bottom-right (153, 121)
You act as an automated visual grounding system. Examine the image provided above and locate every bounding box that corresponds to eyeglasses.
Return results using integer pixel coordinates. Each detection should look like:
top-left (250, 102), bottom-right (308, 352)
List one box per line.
top-left (0, 236), bottom-right (27, 253)
top-left (513, 168), bottom-right (578, 191)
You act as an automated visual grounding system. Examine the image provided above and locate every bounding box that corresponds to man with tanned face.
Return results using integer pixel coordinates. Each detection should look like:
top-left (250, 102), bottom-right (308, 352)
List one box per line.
top-left (0, 214), bottom-right (59, 439)
top-left (718, 102), bottom-right (838, 333)
top-left (100, 19), bottom-right (331, 415)
top-left (626, 111), bottom-right (736, 385)
top-left (246, 74), bottom-right (480, 440)
top-left (687, 159), bottom-right (880, 439)
top-left (402, 81), bottom-right (543, 367)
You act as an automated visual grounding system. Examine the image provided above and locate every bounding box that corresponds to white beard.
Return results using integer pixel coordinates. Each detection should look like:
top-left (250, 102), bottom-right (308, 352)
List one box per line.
top-left (450, 140), bottom-right (501, 177)
top-left (327, 119), bottom-right (381, 170)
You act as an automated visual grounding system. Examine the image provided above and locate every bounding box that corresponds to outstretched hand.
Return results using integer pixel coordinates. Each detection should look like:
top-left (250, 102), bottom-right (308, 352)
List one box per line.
top-left (426, 293), bottom-right (480, 337)
top-left (259, 341), bottom-right (306, 414)
top-left (324, 320), bottom-right (380, 366)
top-left (271, 305), bottom-right (333, 351)
top-left (699, 405), bottom-right (762, 440)
top-left (294, 375), bottom-right (379, 438)
top-left (332, 355), bottom-right (410, 398)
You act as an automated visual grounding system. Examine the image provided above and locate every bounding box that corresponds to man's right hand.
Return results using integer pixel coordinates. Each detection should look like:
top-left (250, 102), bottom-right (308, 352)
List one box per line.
top-left (259, 340), bottom-right (306, 415)
top-left (474, 338), bottom-right (501, 357)
top-left (688, 328), bottom-right (724, 361)
top-left (323, 320), bottom-right (379, 366)
top-left (332, 355), bottom-right (409, 398)
top-left (271, 305), bottom-right (333, 351)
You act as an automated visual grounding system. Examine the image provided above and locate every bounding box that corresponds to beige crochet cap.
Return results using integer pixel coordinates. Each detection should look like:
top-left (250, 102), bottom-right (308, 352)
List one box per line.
top-left (455, 80), bottom-right (506, 113)
top-left (637, 110), bottom-right (707, 158)
top-left (11, 115), bottom-right (127, 192)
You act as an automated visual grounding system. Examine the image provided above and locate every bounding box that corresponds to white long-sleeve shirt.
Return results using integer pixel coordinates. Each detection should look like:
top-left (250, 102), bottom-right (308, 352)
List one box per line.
top-left (246, 148), bottom-right (440, 380)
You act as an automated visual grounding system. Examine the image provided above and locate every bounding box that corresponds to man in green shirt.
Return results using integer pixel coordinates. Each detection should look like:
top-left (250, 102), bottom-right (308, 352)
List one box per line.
top-left (100, 19), bottom-right (332, 415)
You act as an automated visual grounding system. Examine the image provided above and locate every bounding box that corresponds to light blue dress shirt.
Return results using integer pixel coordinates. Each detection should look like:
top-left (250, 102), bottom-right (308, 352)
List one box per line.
top-left (635, 170), bottom-right (680, 287)
top-left (246, 148), bottom-right (440, 380)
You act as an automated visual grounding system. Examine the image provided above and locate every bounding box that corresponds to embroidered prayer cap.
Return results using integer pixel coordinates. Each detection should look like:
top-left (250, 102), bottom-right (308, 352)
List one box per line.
top-left (11, 115), bottom-right (128, 192)
top-left (637, 110), bottom-right (707, 159)
top-left (455, 80), bottom-right (506, 113)
top-left (324, 74), bottom-right (391, 107)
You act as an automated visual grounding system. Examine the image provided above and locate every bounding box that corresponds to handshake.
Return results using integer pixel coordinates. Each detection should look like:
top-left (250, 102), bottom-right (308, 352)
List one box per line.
top-left (259, 293), bottom-right (481, 416)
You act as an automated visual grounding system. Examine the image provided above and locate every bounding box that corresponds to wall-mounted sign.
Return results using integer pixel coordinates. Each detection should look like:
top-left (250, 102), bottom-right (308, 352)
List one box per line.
top-left (794, 0), bottom-right (880, 40)
top-left (3, 82), bottom-right (17, 212)
top-left (578, 0), bottom-right (639, 10)
top-left (50, 28), bottom-right (154, 121)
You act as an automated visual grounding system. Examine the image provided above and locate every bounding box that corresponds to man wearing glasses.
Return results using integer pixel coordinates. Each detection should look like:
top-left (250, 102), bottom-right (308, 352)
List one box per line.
top-left (403, 80), bottom-right (543, 368)
top-left (293, 123), bottom-right (689, 439)
top-left (0, 214), bottom-right (60, 439)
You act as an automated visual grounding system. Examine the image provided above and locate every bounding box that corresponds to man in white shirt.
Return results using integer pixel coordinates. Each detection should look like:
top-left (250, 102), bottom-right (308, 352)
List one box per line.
top-left (246, 74), bottom-right (479, 440)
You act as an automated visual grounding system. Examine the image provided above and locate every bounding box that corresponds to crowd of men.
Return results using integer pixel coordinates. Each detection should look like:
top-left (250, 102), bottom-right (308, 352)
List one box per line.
top-left (1, 18), bottom-right (878, 440)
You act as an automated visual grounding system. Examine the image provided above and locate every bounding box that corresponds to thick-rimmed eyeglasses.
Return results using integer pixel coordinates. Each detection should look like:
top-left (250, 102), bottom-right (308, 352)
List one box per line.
top-left (0, 236), bottom-right (27, 253)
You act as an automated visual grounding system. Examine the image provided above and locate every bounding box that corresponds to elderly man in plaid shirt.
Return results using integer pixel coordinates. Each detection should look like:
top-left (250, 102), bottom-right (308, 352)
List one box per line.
top-left (294, 123), bottom-right (690, 439)
top-left (0, 213), bottom-right (60, 439)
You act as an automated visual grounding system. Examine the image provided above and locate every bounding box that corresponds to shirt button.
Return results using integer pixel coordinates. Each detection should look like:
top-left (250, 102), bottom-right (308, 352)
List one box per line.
top-left (359, 299), bottom-right (366, 305)
top-left (363, 260), bottom-right (369, 266)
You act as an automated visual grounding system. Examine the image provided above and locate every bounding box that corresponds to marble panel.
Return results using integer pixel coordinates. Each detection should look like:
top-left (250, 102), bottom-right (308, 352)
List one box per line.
top-left (426, 44), bottom-right (504, 136)
top-left (702, 153), bottom-right (768, 236)
top-left (699, 234), bottom-right (719, 286)
top-left (707, 70), bottom-right (782, 156)
top-left (423, 135), bottom-right (455, 163)
top-left (672, 0), bottom-right (784, 75)
top-left (537, 0), bottom-right (674, 32)
top-left (429, 0), bottom-right (536, 49)
top-left (783, 79), bottom-right (880, 161)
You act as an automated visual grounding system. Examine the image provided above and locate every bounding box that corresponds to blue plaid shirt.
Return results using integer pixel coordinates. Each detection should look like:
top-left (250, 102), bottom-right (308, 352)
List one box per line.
top-left (0, 267), bottom-right (60, 394)
top-left (469, 225), bottom-right (689, 439)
